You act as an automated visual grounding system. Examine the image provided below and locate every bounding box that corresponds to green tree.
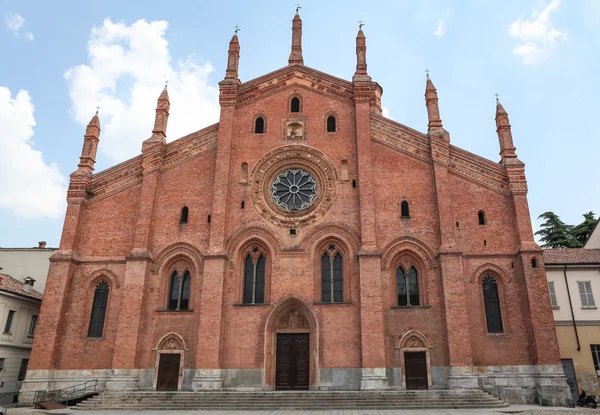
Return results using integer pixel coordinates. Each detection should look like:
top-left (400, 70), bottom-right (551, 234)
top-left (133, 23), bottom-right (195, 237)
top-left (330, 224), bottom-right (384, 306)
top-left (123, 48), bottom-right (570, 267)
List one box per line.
top-left (571, 211), bottom-right (598, 246)
top-left (535, 211), bottom-right (582, 248)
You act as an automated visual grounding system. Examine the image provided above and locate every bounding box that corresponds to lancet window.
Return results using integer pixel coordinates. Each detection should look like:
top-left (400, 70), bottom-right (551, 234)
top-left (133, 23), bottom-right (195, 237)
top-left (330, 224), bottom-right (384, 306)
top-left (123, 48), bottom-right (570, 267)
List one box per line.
top-left (243, 247), bottom-right (266, 304)
top-left (396, 265), bottom-right (420, 306)
top-left (321, 245), bottom-right (343, 303)
top-left (482, 275), bottom-right (503, 333)
top-left (168, 270), bottom-right (191, 310)
top-left (88, 281), bottom-right (109, 338)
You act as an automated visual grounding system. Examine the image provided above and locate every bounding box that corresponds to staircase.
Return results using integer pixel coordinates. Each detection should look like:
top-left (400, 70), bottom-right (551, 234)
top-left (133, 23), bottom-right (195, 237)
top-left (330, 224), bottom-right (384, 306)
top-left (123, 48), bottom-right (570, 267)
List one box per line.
top-left (75, 390), bottom-right (508, 410)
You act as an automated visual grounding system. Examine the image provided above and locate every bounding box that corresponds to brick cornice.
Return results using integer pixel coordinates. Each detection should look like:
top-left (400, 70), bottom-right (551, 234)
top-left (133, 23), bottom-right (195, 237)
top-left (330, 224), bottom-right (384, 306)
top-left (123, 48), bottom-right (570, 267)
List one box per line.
top-left (86, 124), bottom-right (219, 204)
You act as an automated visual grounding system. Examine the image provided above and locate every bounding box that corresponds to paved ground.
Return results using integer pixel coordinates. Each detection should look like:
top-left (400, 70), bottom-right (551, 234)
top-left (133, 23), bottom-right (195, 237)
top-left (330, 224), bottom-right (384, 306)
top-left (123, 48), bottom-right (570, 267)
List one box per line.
top-left (8, 406), bottom-right (599, 415)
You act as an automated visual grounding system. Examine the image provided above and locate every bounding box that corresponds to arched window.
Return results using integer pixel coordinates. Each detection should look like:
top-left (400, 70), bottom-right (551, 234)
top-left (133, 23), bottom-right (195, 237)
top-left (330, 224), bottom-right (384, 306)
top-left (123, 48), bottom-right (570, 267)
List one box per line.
top-left (254, 117), bottom-right (265, 134)
top-left (478, 211), bottom-right (486, 225)
top-left (290, 97), bottom-right (300, 113)
top-left (168, 270), bottom-right (191, 310)
top-left (326, 115), bottom-right (336, 132)
top-left (88, 281), bottom-right (109, 338)
top-left (401, 201), bottom-right (410, 218)
top-left (482, 275), bottom-right (503, 333)
top-left (180, 206), bottom-right (189, 224)
top-left (531, 258), bottom-right (538, 269)
top-left (396, 266), bottom-right (419, 306)
top-left (243, 248), bottom-right (265, 304)
top-left (321, 245), bottom-right (343, 303)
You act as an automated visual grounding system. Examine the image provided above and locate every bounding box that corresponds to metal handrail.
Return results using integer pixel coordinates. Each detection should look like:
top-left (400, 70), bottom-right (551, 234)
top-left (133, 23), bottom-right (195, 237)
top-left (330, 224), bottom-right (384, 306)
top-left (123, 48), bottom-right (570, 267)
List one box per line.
top-left (33, 379), bottom-right (98, 406)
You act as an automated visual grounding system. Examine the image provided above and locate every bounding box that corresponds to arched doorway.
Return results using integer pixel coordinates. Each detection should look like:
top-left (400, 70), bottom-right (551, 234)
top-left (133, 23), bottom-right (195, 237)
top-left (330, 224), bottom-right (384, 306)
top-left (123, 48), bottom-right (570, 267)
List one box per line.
top-left (264, 298), bottom-right (319, 390)
top-left (395, 330), bottom-right (433, 390)
top-left (153, 332), bottom-right (187, 391)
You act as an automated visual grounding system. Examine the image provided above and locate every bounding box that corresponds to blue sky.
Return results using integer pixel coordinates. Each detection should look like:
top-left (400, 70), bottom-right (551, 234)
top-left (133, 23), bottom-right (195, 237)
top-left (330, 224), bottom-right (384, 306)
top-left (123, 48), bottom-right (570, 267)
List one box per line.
top-left (0, 0), bottom-right (598, 248)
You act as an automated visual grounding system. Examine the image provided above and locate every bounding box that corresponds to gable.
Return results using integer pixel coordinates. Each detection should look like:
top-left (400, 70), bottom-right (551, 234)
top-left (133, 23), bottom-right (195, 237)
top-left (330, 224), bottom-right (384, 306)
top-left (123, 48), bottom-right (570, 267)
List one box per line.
top-left (237, 65), bottom-right (355, 108)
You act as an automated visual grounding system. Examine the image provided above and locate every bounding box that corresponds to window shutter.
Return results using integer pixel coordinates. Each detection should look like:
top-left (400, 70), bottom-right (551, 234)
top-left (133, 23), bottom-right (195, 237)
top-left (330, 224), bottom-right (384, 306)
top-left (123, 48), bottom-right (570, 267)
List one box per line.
top-left (586, 282), bottom-right (596, 306)
top-left (548, 282), bottom-right (558, 307)
top-left (578, 281), bottom-right (588, 306)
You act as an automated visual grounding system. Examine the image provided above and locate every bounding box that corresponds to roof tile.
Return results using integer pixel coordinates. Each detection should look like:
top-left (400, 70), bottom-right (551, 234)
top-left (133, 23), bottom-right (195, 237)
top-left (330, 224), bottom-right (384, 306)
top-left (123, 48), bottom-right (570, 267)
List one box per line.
top-left (543, 248), bottom-right (600, 265)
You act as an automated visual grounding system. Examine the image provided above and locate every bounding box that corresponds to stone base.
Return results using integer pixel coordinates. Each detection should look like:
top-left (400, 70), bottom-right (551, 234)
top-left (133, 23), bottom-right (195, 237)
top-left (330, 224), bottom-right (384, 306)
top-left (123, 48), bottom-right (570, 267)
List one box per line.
top-left (192, 369), bottom-right (223, 391)
top-left (451, 364), bottom-right (572, 406)
top-left (360, 368), bottom-right (388, 390)
top-left (447, 367), bottom-right (479, 389)
top-left (105, 369), bottom-right (140, 391)
top-left (18, 364), bottom-right (572, 407)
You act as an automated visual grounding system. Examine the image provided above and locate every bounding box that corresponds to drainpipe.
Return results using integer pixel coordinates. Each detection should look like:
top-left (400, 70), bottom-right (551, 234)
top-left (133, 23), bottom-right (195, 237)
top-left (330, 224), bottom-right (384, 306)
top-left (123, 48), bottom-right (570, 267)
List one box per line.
top-left (564, 264), bottom-right (580, 351)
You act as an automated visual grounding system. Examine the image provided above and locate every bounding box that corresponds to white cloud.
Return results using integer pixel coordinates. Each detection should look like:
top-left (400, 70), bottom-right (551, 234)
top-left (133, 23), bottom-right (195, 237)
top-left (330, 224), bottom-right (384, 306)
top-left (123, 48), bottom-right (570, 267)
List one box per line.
top-left (509, 0), bottom-right (566, 64)
top-left (65, 18), bottom-right (220, 162)
top-left (0, 87), bottom-right (67, 218)
top-left (434, 20), bottom-right (447, 37)
top-left (381, 107), bottom-right (390, 118)
top-left (5, 13), bottom-right (34, 40)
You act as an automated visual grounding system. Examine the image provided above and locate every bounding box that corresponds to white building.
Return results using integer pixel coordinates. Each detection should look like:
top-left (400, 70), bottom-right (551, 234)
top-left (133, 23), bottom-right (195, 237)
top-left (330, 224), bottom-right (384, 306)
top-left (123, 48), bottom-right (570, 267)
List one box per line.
top-left (0, 273), bottom-right (42, 405)
top-left (544, 220), bottom-right (600, 402)
top-left (0, 242), bottom-right (56, 294)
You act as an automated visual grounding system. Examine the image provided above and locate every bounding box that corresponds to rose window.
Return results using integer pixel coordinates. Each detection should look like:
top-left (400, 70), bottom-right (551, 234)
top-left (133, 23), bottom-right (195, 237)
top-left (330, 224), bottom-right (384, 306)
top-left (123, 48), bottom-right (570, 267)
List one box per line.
top-left (271, 169), bottom-right (318, 211)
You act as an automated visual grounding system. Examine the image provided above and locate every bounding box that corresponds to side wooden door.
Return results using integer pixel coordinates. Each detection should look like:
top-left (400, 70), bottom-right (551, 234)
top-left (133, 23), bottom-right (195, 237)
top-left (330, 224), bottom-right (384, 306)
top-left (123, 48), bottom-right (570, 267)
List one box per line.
top-left (156, 354), bottom-right (180, 391)
top-left (405, 351), bottom-right (428, 390)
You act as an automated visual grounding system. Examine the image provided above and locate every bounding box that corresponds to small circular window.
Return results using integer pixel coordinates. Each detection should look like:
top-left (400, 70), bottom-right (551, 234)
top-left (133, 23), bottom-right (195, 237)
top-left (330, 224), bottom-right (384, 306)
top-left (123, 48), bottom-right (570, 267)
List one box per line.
top-left (271, 169), bottom-right (318, 211)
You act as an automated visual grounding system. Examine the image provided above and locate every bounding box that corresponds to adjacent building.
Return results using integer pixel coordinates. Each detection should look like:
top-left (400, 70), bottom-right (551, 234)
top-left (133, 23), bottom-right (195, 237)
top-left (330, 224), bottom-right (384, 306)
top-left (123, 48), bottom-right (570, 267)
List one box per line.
top-left (21, 12), bottom-right (570, 406)
top-left (0, 274), bottom-right (42, 405)
top-left (0, 242), bottom-right (56, 294)
top-left (545, 220), bottom-right (600, 402)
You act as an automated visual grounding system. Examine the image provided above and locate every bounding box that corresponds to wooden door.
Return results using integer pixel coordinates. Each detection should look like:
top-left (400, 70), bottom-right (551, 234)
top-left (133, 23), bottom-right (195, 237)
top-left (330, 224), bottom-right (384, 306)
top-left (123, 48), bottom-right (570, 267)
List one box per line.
top-left (276, 333), bottom-right (309, 390)
top-left (157, 353), bottom-right (180, 391)
top-left (405, 351), bottom-right (428, 390)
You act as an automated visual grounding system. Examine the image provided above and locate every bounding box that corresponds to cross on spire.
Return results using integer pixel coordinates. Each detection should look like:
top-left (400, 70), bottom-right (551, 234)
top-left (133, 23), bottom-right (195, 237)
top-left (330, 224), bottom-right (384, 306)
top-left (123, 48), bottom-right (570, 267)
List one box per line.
top-left (425, 69), bottom-right (430, 78)
top-left (358, 19), bottom-right (365, 29)
top-left (295, 3), bottom-right (301, 13)
top-left (234, 24), bottom-right (240, 34)
top-left (95, 105), bottom-right (100, 113)
top-left (495, 93), bottom-right (500, 101)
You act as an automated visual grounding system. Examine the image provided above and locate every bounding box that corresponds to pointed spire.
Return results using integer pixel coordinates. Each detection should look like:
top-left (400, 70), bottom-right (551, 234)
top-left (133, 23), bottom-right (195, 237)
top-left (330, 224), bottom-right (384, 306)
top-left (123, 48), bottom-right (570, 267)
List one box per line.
top-left (288, 8), bottom-right (304, 65)
top-left (353, 22), bottom-right (370, 82)
top-left (151, 83), bottom-right (170, 141)
top-left (425, 71), bottom-right (443, 131)
top-left (76, 109), bottom-right (101, 174)
top-left (495, 95), bottom-right (517, 162)
top-left (225, 28), bottom-right (240, 80)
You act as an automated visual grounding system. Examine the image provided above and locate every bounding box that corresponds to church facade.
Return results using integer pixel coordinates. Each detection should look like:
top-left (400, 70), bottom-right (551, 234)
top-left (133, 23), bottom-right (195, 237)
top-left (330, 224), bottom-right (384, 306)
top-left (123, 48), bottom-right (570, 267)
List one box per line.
top-left (21, 13), bottom-right (571, 406)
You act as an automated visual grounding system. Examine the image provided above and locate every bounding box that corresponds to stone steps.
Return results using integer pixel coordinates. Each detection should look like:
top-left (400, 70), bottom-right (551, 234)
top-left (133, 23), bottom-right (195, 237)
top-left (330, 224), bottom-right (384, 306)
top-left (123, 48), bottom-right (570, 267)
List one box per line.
top-left (75, 390), bottom-right (508, 410)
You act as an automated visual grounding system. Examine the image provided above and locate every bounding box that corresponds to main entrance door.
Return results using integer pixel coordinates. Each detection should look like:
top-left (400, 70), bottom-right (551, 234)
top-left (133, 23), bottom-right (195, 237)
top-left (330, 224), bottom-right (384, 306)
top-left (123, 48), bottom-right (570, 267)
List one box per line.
top-left (156, 354), bottom-right (180, 391)
top-left (276, 333), bottom-right (309, 390)
top-left (405, 351), bottom-right (428, 390)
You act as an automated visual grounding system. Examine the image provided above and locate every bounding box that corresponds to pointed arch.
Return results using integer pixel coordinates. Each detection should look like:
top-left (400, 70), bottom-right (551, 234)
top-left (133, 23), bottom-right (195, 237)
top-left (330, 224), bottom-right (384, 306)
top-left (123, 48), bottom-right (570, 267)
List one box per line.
top-left (154, 331), bottom-right (189, 351)
top-left (381, 236), bottom-right (436, 271)
top-left (264, 297), bottom-right (319, 389)
top-left (394, 329), bottom-right (433, 388)
top-left (152, 242), bottom-right (204, 276)
top-left (152, 331), bottom-right (187, 391)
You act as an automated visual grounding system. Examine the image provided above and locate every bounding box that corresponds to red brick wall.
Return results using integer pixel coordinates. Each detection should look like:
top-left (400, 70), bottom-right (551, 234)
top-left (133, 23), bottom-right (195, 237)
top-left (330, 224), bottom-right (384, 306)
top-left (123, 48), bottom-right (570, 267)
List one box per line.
top-left (30, 78), bottom-right (558, 375)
